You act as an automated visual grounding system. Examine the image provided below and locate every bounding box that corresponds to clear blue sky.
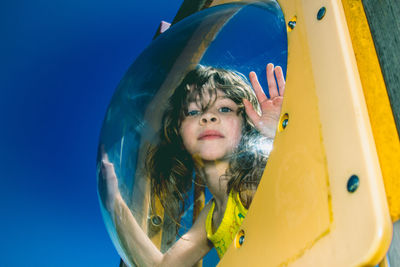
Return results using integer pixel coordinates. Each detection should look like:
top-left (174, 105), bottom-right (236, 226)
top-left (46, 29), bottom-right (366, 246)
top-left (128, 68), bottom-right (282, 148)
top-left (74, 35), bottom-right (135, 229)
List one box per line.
top-left (0, 0), bottom-right (182, 265)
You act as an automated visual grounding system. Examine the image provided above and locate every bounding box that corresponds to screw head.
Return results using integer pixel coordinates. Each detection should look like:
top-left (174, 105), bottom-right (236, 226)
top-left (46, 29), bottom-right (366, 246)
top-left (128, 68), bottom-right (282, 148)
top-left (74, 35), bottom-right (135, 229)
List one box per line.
top-left (347, 175), bottom-right (360, 193)
top-left (151, 215), bottom-right (162, 226)
top-left (288, 20), bottom-right (296, 30)
top-left (282, 118), bottom-right (289, 129)
top-left (238, 235), bottom-right (245, 245)
top-left (317, 7), bottom-right (326, 20)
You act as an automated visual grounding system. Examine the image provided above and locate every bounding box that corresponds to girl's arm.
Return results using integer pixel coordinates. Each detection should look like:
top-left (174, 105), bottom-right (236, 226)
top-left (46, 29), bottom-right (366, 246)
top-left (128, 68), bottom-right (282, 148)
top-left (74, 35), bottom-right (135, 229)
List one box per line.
top-left (159, 201), bottom-right (213, 266)
top-left (243, 63), bottom-right (286, 138)
top-left (100, 154), bottom-right (212, 267)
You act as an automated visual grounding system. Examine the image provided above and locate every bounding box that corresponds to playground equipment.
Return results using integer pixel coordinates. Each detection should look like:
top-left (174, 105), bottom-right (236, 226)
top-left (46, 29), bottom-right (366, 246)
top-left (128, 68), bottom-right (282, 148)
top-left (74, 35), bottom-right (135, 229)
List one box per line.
top-left (98, 0), bottom-right (400, 266)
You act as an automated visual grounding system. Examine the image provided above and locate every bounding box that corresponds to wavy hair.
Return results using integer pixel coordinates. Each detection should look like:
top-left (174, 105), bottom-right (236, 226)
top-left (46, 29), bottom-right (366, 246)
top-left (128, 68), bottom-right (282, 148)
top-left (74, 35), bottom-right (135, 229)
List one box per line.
top-left (145, 65), bottom-right (270, 227)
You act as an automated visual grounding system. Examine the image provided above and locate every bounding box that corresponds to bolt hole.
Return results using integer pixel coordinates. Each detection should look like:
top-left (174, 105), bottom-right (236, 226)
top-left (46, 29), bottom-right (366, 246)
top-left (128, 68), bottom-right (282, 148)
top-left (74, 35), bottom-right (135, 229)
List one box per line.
top-left (287, 16), bottom-right (297, 32)
top-left (279, 113), bottom-right (289, 132)
top-left (317, 7), bottom-right (326, 20)
top-left (150, 215), bottom-right (163, 226)
top-left (347, 175), bottom-right (360, 193)
top-left (235, 230), bottom-right (245, 248)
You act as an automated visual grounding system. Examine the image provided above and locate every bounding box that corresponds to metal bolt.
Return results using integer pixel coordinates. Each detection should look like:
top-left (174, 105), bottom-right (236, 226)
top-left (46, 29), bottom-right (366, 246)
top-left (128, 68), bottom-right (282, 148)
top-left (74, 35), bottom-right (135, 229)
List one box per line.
top-left (317, 7), bottom-right (326, 20)
top-left (288, 20), bottom-right (296, 30)
top-left (151, 215), bottom-right (162, 226)
top-left (282, 118), bottom-right (289, 129)
top-left (347, 175), bottom-right (360, 193)
top-left (238, 235), bottom-right (245, 245)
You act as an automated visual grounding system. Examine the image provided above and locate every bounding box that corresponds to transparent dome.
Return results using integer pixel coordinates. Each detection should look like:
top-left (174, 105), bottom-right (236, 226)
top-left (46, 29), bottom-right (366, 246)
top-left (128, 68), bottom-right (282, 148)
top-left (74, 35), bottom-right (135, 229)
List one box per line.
top-left (97, 1), bottom-right (287, 266)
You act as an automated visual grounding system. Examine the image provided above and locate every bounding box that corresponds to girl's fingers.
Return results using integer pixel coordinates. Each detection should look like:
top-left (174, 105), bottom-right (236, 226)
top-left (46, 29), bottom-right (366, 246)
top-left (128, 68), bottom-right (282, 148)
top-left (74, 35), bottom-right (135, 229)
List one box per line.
top-left (100, 150), bottom-right (116, 178)
top-left (100, 145), bottom-right (109, 162)
top-left (267, 63), bottom-right (279, 99)
top-left (243, 99), bottom-right (260, 125)
top-left (249, 71), bottom-right (267, 104)
top-left (274, 66), bottom-right (285, 96)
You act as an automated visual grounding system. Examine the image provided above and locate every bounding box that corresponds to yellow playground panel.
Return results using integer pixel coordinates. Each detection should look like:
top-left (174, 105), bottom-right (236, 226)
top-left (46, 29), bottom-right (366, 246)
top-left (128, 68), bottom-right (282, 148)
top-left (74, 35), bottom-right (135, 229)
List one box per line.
top-left (199, 0), bottom-right (400, 266)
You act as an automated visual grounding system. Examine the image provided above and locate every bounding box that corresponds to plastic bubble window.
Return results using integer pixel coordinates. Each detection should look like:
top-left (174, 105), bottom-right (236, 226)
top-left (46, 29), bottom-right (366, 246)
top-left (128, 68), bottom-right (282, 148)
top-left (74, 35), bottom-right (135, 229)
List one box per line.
top-left (97, 1), bottom-right (287, 266)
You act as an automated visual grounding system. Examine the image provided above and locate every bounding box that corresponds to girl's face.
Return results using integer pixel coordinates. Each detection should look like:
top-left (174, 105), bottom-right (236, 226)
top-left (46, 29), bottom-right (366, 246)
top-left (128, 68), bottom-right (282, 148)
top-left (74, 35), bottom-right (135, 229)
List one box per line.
top-left (179, 89), bottom-right (243, 162)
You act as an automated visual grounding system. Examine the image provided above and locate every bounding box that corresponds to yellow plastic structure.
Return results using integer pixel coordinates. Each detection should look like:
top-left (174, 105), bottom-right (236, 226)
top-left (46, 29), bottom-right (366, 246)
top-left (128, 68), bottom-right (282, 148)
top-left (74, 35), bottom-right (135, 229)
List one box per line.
top-left (204, 0), bottom-right (394, 266)
top-left (340, 0), bottom-right (400, 223)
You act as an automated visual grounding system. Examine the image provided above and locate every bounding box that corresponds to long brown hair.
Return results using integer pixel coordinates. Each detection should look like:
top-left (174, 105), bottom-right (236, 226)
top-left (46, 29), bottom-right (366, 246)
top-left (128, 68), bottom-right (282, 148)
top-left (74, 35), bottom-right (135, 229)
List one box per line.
top-left (145, 65), bottom-right (270, 226)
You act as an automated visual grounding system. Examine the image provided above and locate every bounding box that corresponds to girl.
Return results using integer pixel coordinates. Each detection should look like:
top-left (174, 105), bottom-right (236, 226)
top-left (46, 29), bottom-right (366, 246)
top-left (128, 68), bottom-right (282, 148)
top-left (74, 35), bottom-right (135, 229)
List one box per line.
top-left (100, 63), bottom-right (285, 266)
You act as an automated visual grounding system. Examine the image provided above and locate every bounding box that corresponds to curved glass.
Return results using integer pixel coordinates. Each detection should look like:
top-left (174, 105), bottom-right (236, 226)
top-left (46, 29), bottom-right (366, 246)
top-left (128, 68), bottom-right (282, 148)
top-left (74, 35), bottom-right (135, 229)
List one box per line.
top-left (97, 1), bottom-right (287, 266)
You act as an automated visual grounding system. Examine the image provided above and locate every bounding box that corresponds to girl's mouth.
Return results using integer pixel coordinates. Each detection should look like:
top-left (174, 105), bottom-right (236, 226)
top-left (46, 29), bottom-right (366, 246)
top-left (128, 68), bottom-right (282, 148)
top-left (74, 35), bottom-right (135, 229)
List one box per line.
top-left (198, 130), bottom-right (224, 140)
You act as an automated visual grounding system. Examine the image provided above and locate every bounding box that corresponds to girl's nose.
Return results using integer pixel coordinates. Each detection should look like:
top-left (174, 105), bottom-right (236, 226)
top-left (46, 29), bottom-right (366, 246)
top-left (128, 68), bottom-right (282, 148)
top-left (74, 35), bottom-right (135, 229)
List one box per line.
top-left (200, 112), bottom-right (219, 125)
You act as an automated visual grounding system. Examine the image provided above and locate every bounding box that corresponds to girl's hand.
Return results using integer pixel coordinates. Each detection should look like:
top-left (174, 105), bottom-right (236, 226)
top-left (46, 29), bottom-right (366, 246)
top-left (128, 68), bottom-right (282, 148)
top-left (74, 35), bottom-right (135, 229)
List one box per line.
top-left (244, 63), bottom-right (285, 138)
top-left (99, 148), bottom-right (122, 213)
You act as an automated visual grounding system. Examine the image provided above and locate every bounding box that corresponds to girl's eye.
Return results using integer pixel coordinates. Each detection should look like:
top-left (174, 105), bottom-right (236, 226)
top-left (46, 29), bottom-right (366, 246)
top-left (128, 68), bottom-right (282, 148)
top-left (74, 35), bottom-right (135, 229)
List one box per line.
top-left (219, 107), bottom-right (232, 113)
top-left (187, 110), bottom-right (200, 116)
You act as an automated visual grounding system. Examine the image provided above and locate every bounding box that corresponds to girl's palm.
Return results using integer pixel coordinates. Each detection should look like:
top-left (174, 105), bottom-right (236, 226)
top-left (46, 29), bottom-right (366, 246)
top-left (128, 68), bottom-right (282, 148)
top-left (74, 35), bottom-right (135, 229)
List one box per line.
top-left (99, 148), bottom-right (121, 212)
top-left (244, 63), bottom-right (285, 138)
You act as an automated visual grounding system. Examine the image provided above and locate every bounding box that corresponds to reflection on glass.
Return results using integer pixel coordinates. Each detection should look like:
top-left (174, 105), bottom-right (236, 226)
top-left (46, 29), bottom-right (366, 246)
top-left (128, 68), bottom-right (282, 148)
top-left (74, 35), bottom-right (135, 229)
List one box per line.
top-left (97, 1), bottom-right (287, 266)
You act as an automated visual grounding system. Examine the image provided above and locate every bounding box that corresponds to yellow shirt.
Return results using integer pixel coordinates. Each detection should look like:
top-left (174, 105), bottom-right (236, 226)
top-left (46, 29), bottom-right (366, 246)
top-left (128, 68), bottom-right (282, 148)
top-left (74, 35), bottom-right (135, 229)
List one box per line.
top-left (205, 190), bottom-right (248, 258)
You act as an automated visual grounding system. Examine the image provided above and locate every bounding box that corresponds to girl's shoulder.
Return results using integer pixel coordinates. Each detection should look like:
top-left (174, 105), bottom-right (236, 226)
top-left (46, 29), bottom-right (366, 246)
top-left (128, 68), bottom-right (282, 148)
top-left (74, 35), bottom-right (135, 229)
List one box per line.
top-left (203, 199), bottom-right (214, 213)
top-left (197, 200), bottom-right (214, 225)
